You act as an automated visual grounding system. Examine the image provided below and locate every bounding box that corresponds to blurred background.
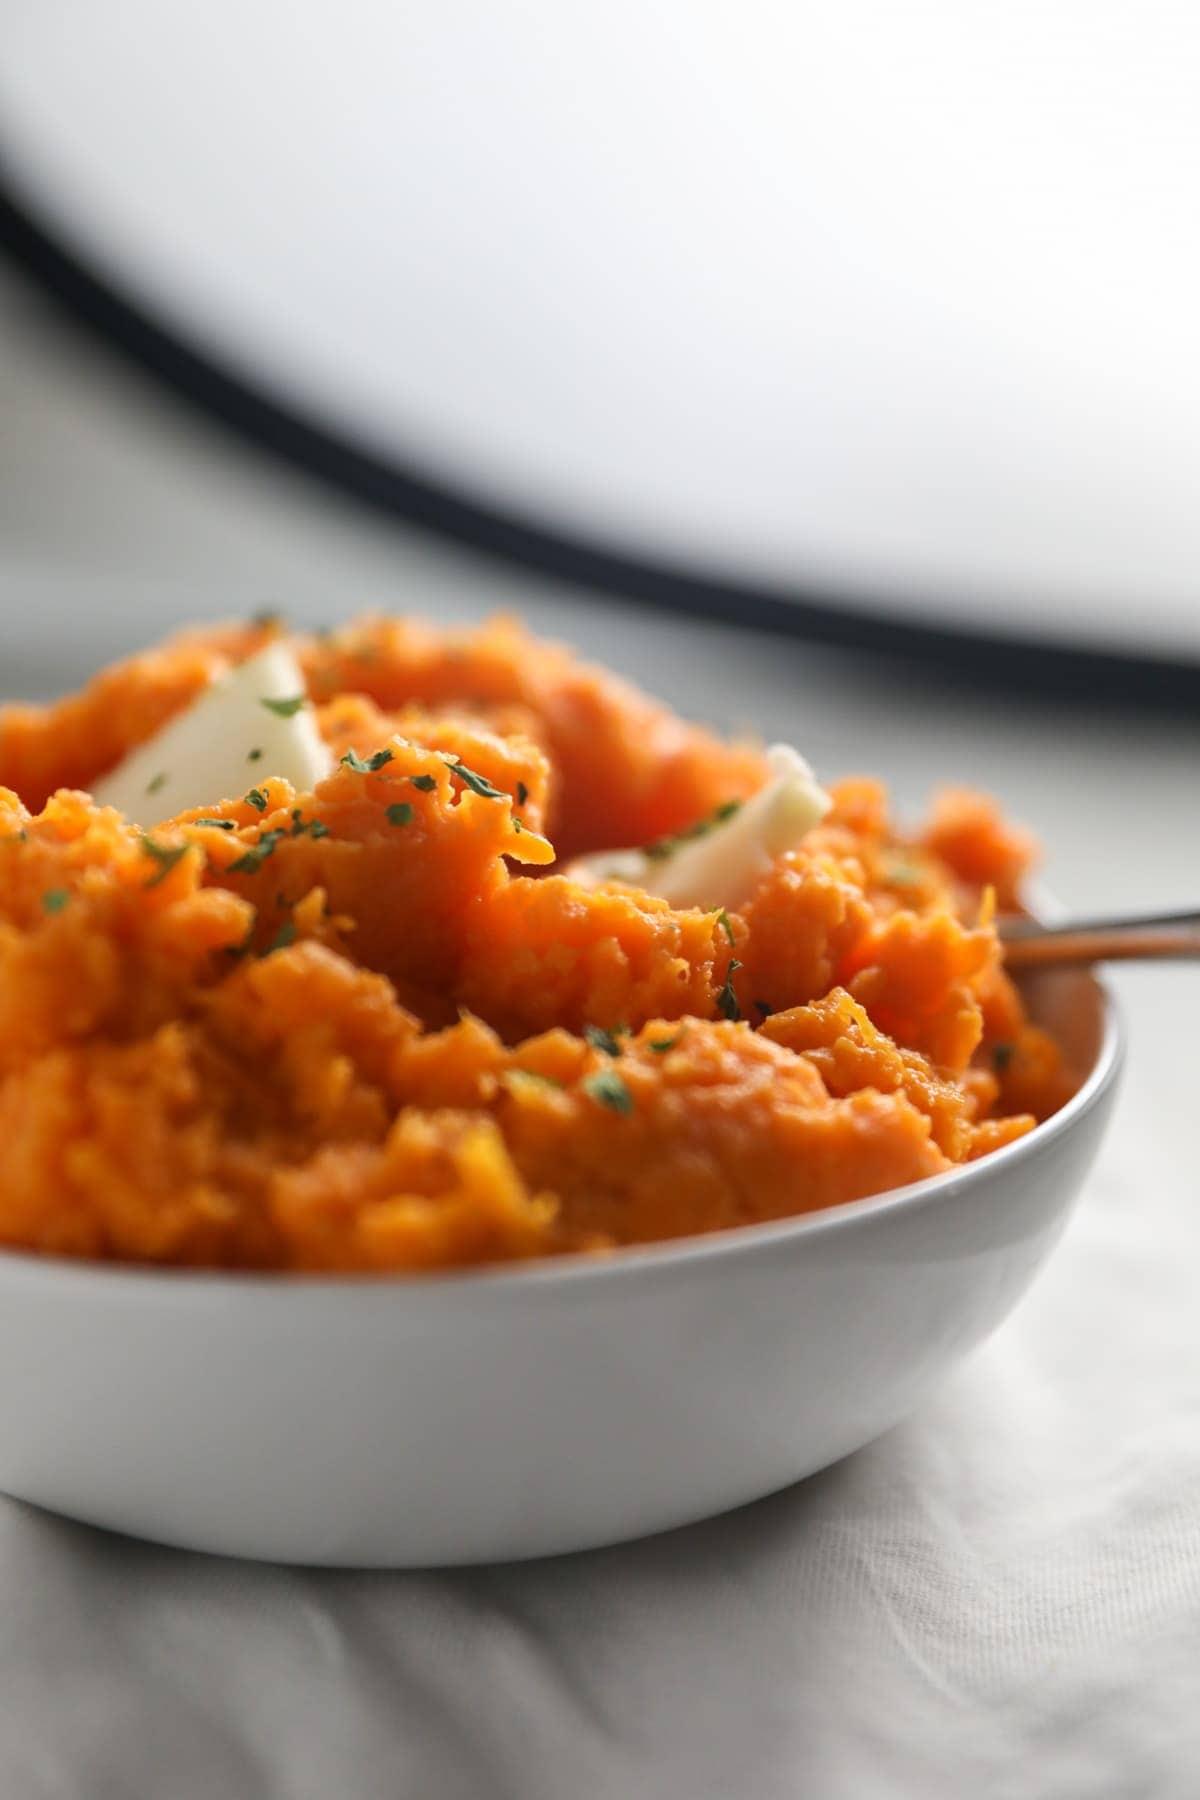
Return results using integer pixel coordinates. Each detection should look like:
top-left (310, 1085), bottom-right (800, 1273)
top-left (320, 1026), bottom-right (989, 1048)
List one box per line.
top-left (0, 0), bottom-right (1197, 876)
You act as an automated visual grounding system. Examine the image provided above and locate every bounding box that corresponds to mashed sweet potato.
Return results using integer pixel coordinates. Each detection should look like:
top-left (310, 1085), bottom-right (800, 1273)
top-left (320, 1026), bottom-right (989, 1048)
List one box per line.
top-left (0, 616), bottom-right (1074, 1272)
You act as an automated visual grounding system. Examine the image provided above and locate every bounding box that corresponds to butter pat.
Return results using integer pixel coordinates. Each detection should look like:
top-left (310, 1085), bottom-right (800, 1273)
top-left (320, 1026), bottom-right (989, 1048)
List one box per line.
top-left (92, 642), bottom-right (333, 828)
top-left (572, 744), bottom-right (831, 912)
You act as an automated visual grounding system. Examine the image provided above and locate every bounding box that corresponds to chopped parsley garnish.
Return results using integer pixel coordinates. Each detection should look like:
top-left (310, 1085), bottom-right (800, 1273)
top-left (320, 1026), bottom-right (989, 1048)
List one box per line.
top-left (716, 958), bottom-right (743, 1022)
top-left (245, 788), bottom-right (269, 812)
top-left (41, 888), bottom-right (70, 915)
top-left (884, 856), bottom-right (922, 887)
top-left (584, 1024), bottom-right (625, 1057)
top-left (140, 836), bottom-right (191, 888)
top-left (222, 911), bottom-right (259, 960)
top-left (516, 781), bottom-right (529, 807)
top-left (453, 763), bottom-right (506, 800)
top-left (714, 908), bottom-right (736, 946)
top-left (386, 802), bottom-right (414, 827)
top-left (193, 818), bottom-right (236, 831)
top-left (409, 773), bottom-right (438, 792)
top-left (648, 1032), bottom-right (681, 1053)
top-left (263, 918), bottom-right (297, 955)
top-left (509, 1068), bottom-right (565, 1091)
top-left (247, 747), bottom-right (264, 762)
top-left (250, 608), bottom-right (284, 630)
top-left (582, 1068), bottom-right (634, 1115)
top-left (228, 829), bottom-right (285, 875)
top-left (341, 747), bottom-right (394, 774)
top-left (260, 693), bottom-right (307, 718)
top-left (992, 1042), bottom-right (1015, 1073)
top-left (271, 809), bottom-right (329, 841)
top-left (753, 999), bottom-right (773, 1020)
top-left (146, 771), bottom-right (168, 796)
top-left (643, 798), bottom-right (741, 861)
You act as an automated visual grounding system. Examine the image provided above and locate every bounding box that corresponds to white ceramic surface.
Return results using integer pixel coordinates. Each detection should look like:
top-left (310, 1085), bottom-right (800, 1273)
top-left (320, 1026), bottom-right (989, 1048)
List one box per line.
top-left (5, 3), bottom-right (1200, 651)
top-left (0, 967), bottom-right (1119, 1567)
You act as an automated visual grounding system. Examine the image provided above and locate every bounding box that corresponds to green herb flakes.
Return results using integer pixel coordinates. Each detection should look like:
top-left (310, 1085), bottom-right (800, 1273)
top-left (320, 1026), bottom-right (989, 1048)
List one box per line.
top-left (582, 1068), bottom-right (634, 1115)
top-left (386, 802), bottom-right (414, 827)
top-left (260, 694), bottom-right (307, 718)
top-left (264, 918), bottom-right (297, 955)
top-left (584, 1024), bottom-right (624, 1057)
top-left (716, 958), bottom-right (743, 1022)
top-left (884, 856), bottom-right (922, 887)
top-left (648, 1033), bottom-right (681, 1053)
top-left (992, 1042), bottom-right (1015, 1073)
top-left (146, 771), bottom-right (168, 797)
top-left (714, 908), bottom-right (736, 946)
top-left (41, 888), bottom-right (70, 915)
top-left (228, 829), bottom-right (285, 875)
top-left (643, 798), bottom-right (742, 861)
top-left (245, 788), bottom-right (269, 812)
top-left (247, 747), bottom-right (264, 762)
top-left (222, 911), bottom-right (258, 960)
top-left (193, 818), bottom-right (236, 831)
top-left (341, 747), bottom-right (394, 774)
top-left (509, 1069), bottom-right (565, 1091)
top-left (140, 837), bottom-right (191, 888)
top-left (279, 809), bottom-right (329, 840)
top-left (453, 764), bottom-right (506, 800)
top-left (516, 781), bottom-right (529, 807)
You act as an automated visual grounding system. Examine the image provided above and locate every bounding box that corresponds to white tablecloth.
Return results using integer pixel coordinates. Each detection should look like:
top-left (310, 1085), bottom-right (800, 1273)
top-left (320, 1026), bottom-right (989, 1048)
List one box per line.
top-left (2, 268), bottom-right (1199, 1798)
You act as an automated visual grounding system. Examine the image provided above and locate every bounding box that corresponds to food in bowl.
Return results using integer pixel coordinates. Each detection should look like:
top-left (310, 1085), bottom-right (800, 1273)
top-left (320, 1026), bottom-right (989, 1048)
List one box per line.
top-left (0, 614), bottom-right (1076, 1272)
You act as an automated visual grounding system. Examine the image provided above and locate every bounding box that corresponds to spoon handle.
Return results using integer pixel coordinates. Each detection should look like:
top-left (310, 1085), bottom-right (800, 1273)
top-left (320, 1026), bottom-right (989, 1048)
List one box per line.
top-left (999, 909), bottom-right (1200, 969)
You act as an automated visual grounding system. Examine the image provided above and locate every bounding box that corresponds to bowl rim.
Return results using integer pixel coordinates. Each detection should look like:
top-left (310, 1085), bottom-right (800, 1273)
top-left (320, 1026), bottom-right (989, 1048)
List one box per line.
top-left (0, 967), bottom-right (1125, 1306)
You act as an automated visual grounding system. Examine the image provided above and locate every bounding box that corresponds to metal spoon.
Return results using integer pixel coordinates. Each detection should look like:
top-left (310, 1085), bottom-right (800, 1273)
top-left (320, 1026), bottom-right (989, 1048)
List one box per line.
top-left (999, 908), bottom-right (1200, 969)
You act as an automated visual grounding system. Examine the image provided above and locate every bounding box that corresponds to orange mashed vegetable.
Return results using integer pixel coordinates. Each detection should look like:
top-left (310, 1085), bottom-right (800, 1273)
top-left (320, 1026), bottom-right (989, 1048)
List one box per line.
top-left (0, 615), bottom-right (1075, 1272)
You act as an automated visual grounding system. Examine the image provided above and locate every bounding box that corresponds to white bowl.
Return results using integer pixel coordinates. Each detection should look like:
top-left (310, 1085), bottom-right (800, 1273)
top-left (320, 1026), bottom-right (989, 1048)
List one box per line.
top-left (0, 966), bottom-right (1120, 1566)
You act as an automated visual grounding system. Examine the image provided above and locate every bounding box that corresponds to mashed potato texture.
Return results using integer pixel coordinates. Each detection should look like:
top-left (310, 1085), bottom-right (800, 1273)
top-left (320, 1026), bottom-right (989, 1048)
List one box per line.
top-left (0, 615), bottom-right (1074, 1271)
